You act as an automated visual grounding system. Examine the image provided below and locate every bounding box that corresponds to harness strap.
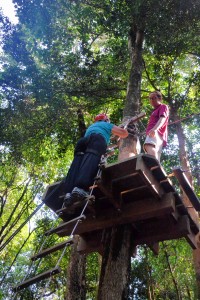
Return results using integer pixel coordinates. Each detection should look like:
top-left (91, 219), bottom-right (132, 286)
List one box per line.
top-left (85, 148), bottom-right (101, 156)
top-left (75, 151), bottom-right (85, 156)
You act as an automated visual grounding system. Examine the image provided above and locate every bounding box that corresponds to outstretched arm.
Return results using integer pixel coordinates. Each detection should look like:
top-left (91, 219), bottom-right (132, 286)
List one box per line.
top-left (148, 116), bottom-right (166, 137)
top-left (112, 125), bottom-right (128, 138)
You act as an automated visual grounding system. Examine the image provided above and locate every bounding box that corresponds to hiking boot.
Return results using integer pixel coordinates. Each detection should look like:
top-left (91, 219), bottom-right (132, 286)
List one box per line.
top-left (71, 187), bottom-right (89, 203)
top-left (63, 193), bottom-right (73, 208)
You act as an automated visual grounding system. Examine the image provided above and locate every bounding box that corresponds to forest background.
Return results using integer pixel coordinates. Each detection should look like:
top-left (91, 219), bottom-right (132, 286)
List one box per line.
top-left (0, 0), bottom-right (200, 299)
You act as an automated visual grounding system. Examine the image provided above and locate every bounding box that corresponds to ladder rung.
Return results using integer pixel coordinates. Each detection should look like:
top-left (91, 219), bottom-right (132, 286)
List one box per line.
top-left (31, 239), bottom-right (73, 261)
top-left (13, 266), bottom-right (61, 292)
top-left (45, 215), bottom-right (86, 236)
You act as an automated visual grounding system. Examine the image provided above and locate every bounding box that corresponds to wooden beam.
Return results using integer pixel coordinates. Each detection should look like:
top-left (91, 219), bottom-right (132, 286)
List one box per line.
top-left (133, 215), bottom-right (191, 245)
top-left (31, 239), bottom-right (73, 261)
top-left (77, 235), bottom-right (103, 255)
top-left (147, 242), bottom-right (159, 255)
top-left (185, 233), bottom-right (198, 249)
top-left (56, 193), bottom-right (175, 237)
top-left (135, 156), bottom-right (164, 198)
top-left (173, 167), bottom-right (200, 211)
top-left (45, 215), bottom-right (86, 236)
top-left (13, 266), bottom-right (61, 292)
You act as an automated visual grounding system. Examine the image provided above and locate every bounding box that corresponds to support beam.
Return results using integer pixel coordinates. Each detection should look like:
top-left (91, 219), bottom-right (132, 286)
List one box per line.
top-left (133, 215), bottom-right (192, 245)
top-left (56, 193), bottom-right (175, 237)
top-left (173, 167), bottom-right (200, 211)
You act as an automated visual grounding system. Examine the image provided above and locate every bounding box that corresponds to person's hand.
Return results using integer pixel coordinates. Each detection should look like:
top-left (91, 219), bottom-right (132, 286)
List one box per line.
top-left (148, 129), bottom-right (156, 137)
top-left (127, 124), bottom-right (136, 135)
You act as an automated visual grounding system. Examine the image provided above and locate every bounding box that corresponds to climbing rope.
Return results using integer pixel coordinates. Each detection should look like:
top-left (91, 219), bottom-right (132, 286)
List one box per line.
top-left (38, 157), bottom-right (105, 298)
top-left (13, 155), bottom-right (106, 298)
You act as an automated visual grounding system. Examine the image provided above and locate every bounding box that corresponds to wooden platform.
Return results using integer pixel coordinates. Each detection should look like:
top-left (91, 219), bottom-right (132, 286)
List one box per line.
top-left (43, 154), bottom-right (200, 253)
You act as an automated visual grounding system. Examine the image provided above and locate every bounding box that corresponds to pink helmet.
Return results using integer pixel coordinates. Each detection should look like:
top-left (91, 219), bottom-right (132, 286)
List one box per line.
top-left (94, 113), bottom-right (109, 122)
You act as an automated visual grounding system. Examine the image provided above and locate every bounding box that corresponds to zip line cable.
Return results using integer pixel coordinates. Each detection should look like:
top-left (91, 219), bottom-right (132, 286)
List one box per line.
top-left (0, 180), bottom-right (65, 252)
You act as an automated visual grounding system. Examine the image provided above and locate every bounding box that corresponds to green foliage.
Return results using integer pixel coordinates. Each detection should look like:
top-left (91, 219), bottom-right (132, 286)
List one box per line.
top-left (130, 241), bottom-right (196, 299)
top-left (0, 0), bottom-right (200, 299)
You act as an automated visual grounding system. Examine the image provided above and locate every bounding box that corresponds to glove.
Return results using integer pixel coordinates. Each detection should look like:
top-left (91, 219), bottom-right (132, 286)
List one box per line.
top-left (127, 124), bottom-right (137, 135)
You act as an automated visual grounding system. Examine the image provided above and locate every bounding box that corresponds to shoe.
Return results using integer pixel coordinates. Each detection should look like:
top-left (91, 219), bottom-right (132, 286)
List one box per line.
top-left (63, 193), bottom-right (73, 208)
top-left (71, 187), bottom-right (89, 203)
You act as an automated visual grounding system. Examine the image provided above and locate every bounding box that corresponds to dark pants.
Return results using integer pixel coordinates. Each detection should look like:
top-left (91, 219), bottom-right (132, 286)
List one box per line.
top-left (64, 134), bottom-right (107, 193)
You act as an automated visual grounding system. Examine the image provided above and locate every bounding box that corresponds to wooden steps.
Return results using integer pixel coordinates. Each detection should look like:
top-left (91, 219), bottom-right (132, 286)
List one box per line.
top-left (45, 215), bottom-right (86, 236)
top-left (31, 239), bottom-right (73, 261)
top-left (173, 167), bottom-right (200, 211)
top-left (13, 266), bottom-right (61, 292)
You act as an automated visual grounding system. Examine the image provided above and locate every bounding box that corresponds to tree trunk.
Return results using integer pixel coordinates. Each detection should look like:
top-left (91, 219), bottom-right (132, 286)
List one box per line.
top-left (65, 237), bottom-right (86, 300)
top-left (171, 108), bottom-right (200, 298)
top-left (97, 225), bottom-right (134, 300)
top-left (97, 23), bottom-right (144, 300)
top-left (77, 109), bottom-right (87, 137)
top-left (118, 25), bottom-right (144, 160)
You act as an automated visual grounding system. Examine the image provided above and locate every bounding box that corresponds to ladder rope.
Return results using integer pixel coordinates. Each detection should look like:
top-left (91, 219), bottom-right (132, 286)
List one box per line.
top-left (40, 157), bottom-right (105, 296)
top-left (13, 156), bottom-right (106, 297)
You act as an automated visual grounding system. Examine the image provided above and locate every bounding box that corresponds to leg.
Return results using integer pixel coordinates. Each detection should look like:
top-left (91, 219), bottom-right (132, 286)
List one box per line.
top-left (63, 136), bottom-right (89, 194)
top-left (143, 143), bottom-right (158, 160)
top-left (76, 134), bottom-right (107, 190)
top-left (143, 132), bottom-right (163, 162)
top-left (68, 134), bottom-right (107, 204)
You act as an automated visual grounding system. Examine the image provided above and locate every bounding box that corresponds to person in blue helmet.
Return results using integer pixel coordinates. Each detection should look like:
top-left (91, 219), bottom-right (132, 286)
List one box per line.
top-left (63, 113), bottom-right (128, 208)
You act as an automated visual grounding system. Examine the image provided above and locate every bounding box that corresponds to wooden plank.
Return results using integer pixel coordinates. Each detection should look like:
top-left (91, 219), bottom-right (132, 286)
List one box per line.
top-left (96, 180), bottom-right (117, 208)
top-left (56, 193), bottom-right (175, 237)
top-left (141, 154), bottom-right (160, 169)
top-left (185, 233), bottom-right (198, 249)
top-left (31, 239), bottom-right (73, 261)
top-left (173, 167), bottom-right (200, 211)
top-left (45, 215), bottom-right (86, 236)
top-left (133, 215), bottom-right (191, 245)
top-left (147, 242), bottom-right (159, 255)
top-left (13, 266), bottom-right (61, 292)
top-left (173, 193), bottom-right (199, 235)
top-left (111, 173), bottom-right (143, 205)
top-left (135, 156), bottom-right (165, 198)
top-left (101, 156), bottom-right (138, 184)
top-left (77, 235), bottom-right (103, 255)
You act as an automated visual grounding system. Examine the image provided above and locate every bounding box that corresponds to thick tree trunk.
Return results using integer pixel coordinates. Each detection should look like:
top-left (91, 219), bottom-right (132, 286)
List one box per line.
top-left (65, 236), bottom-right (86, 300)
top-left (97, 225), bottom-right (134, 300)
top-left (171, 109), bottom-right (200, 298)
top-left (118, 26), bottom-right (144, 160)
top-left (97, 23), bottom-right (144, 300)
top-left (124, 27), bottom-right (144, 116)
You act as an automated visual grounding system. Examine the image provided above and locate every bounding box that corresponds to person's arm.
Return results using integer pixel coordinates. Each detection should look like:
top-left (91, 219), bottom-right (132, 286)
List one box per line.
top-left (148, 117), bottom-right (166, 137)
top-left (112, 125), bottom-right (128, 138)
